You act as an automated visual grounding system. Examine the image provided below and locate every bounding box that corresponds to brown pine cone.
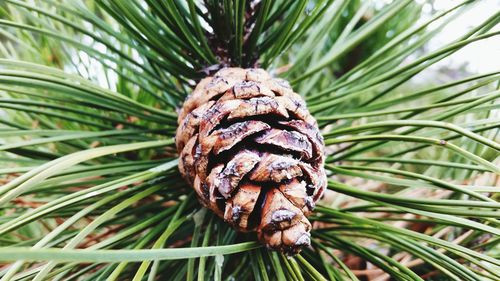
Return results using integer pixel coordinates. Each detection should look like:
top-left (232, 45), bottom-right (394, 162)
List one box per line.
top-left (176, 68), bottom-right (326, 255)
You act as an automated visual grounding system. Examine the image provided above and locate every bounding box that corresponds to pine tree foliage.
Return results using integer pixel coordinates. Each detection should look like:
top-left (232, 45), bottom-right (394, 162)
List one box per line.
top-left (0, 0), bottom-right (499, 280)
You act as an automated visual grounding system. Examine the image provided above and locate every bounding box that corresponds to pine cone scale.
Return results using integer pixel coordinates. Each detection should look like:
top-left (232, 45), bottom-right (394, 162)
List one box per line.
top-left (224, 183), bottom-right (261, 230)
top-left (254, 129), bottom-right (313, 159)
top-left (176, 68), bottom-right (326, 254)
top-left (203, 120), bottom-right (271, 155)
top-left (211, 150), bottom-right (260, 198)
top-left (248, 153), bottom-right (303, 182)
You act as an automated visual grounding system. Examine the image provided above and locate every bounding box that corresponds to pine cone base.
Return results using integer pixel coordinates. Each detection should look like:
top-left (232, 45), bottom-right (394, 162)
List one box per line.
top-left (176, 68), bottom-right (326, 254)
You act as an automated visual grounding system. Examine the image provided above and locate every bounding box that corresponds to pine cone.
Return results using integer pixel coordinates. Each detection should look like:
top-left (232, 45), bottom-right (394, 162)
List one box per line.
top-left (176, 68), bottom-right (326, 254)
